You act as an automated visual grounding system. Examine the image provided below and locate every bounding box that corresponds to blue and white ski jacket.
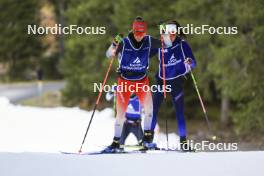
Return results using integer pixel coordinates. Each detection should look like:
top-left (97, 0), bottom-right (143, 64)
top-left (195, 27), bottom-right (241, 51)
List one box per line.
top-left (119, 35), bottom-right (151, 80)
top-left (125, 96), bottom-right (141, 120)
top-left (154, 37), bottom-right (196, 80)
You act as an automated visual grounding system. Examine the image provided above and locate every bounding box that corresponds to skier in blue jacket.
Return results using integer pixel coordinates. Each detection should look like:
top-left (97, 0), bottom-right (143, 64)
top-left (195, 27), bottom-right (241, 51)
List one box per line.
top-left (120, 93), bottom-right (143, 145)
top-left (105, 16), bottom-right (171, 152)
top-left (106, 89), bottom-right (143, 145)
top-left (151, 20), bottom-right (196, 151)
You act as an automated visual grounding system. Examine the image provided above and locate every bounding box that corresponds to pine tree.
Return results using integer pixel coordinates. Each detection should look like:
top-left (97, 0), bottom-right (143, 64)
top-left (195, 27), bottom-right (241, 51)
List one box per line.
top-left (0, 0), bottom-right (43, 80)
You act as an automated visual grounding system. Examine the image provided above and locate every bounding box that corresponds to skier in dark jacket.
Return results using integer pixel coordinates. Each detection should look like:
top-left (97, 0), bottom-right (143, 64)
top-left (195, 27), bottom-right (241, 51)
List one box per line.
top-left (150, 20), bottom-right (196, 151)
top-left (105, 16), bottom-right (171, 152)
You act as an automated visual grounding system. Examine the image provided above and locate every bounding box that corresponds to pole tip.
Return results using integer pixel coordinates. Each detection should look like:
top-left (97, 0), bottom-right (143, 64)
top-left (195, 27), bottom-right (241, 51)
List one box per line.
top-left (78, 149), bottom-right (82, 154)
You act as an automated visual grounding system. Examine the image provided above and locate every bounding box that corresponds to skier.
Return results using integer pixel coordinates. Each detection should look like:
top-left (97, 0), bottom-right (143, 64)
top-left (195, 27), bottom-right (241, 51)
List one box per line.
top-left (151, 20), bottom-right (196, 151)
top-left (106, 89), bottom-right (143, 145)
top-left (105, 16), bottom-right (170, 152)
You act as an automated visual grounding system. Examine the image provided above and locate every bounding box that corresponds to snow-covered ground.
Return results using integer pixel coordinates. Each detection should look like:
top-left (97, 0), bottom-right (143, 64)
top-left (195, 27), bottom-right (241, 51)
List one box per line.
top-left (0, 97), bottom-right (175, 153)
top-left (1, 151), bottom-right (263, 176)
top-left (0, 97), bottom-right (263, 176)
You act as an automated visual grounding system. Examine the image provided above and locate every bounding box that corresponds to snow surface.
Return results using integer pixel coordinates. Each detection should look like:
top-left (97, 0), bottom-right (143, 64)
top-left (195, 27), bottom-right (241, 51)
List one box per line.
top-left (1, 151), bottom-right (263, 176)
top-left (0, 97), bottom-right (176, 153)
top-left (0, 97), bottom-right (263, 176)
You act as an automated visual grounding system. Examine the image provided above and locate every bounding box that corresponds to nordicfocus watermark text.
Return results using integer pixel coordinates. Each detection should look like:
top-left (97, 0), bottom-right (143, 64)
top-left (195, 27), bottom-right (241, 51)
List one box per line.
top-left (160, 24), bottom-right (238, 35)
top-left (94, 83), bottom-right (171, 93)
top-left (159, 140), bottom-right (238, 151)
top-left (27, 24), bottom-right (106, 35)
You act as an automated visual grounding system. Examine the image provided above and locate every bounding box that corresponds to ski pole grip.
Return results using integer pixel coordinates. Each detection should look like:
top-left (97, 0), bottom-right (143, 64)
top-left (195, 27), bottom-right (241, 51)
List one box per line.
top-left (114, 34), bottom-right (123, 44)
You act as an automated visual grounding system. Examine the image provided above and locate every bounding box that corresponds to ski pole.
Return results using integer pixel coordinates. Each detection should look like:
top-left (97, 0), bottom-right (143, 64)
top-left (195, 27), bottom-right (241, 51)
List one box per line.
top-left (189, 70), bottom-right (216, 140)
top-left (160, 24), bottom-right (167, 98)
top-left (78, 56), bottom-right (115, 153)
top-left (165, 119), bottom-right (169, 150)
top-left (180, 40), bottom-right (216, 141)
top-left (113, 91), bottom-right (117, 117)
top-left (78, 34), bottom-right (123, 153)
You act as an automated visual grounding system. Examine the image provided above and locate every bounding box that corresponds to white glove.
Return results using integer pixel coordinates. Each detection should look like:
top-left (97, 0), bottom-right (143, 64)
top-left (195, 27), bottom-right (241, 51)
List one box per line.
top-left (184, 57), bottom-right (193, 72)
top-left (106, 92), bottom-right (114, 101)
top-left (106, 44), bottom-right (117, 58)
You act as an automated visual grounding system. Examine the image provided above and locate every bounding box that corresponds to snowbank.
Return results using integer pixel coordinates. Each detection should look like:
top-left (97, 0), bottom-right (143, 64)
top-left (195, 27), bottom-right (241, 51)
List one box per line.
top-left (0, 97), bottom-right (263, 176)
top-left (0, 97), bottom-right (115, 152)
top-left (0, 97), bottom-right (177, 153)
